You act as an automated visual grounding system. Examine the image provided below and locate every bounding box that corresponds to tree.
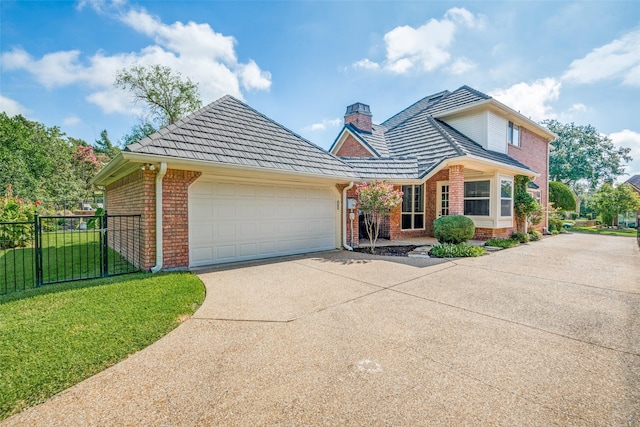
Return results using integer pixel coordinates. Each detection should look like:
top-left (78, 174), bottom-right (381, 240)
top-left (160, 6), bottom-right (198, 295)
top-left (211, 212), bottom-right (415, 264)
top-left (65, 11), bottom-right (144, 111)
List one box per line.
top-left (594, 183), bottom-right (640, 226)
top-left (543, 120), bottom-right (632, 191)
top-left (120, 119), bottom-right (157, 146)
top-left (114, 64), bottom-right (202, 126)
top-left (356, 180), bottom-right (403, 252)
top-left (94, 130), bottom-right (121, 160)
top-left (0, 113), bottom-right (85, 203)
top-left (549, 181), bottom-right (576, 211)
top-left (513, 175), bottom-right (540, 233)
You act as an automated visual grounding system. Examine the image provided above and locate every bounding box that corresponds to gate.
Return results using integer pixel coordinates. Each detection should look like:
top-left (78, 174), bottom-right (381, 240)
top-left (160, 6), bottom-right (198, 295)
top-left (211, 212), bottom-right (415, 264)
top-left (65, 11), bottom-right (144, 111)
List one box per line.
top-left (1, 213), bottom-right (141, 295)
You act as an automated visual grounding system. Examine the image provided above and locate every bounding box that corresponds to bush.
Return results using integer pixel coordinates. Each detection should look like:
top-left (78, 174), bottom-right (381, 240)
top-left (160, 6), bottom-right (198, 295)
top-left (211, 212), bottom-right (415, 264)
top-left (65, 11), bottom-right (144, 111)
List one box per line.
top-left (0, 184), bottom-right (37, 249)
top-left (551, 229), bottom-right (560, 235)
top-left (485, 238), bottom-right (519, 249)
top-left (433, 215), bottom-right (475, 244)
top-left (430, 243), bottom-right (486, 258)
top-left (510, 231), bottom-right (529, 243)
top-left (528, 230), bottom-right (542, 241)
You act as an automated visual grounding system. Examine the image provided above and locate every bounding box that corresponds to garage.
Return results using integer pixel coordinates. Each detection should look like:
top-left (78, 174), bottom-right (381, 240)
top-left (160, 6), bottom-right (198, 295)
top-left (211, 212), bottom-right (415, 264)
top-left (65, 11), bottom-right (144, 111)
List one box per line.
top-left (189, 177), bottom-right (339, 266)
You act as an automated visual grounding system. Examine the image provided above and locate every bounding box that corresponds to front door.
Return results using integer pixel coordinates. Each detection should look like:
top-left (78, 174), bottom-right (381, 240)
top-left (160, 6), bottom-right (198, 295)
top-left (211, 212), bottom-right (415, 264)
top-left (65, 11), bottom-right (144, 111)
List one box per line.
top-left (436, 181), bottom-right (450, 218)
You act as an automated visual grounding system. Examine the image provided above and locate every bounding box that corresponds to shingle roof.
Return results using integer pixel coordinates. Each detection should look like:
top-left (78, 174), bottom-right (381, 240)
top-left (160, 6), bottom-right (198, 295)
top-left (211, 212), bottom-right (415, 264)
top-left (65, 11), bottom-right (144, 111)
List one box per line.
top-left (126, 95), bottom-right (357, 178)
top-left (625, 175), bottom-right (640, 191)
top-left (344, 85), bottom-right (532, 177)
top-left (341, 157), bottom-right (419, 180)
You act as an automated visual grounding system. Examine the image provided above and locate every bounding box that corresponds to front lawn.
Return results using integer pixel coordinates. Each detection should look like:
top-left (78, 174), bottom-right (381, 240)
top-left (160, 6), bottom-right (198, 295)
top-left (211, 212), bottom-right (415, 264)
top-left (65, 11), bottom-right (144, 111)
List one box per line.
top-left (0, 272), bottom-right (205, 420)
top-left (567, 226), bottom-right (637, 237)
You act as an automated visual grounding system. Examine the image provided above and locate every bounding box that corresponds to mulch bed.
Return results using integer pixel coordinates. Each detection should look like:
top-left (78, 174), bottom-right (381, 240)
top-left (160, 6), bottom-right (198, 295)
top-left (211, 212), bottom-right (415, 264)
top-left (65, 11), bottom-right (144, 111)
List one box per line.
top-left (353, 245), bottom-right (419, 257)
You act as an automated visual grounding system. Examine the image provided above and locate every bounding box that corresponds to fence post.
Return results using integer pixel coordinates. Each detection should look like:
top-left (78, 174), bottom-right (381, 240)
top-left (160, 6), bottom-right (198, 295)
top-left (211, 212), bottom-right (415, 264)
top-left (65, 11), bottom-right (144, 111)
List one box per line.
top-left (102, 211), bottom-right (109, 277)
top-left (34, 213), bottom-right (43, 288)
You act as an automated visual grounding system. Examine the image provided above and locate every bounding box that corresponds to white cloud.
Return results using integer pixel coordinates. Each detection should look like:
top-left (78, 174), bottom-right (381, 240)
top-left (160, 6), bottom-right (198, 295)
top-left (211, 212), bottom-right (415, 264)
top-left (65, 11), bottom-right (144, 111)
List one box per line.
top-left (352, 59), bottom-right (380, 71)
top-left (0, 95), bottom-right (28, 116)
top-left (568, 103), bottom-right (587, 113)
top-left (448, 57), bottom-right (476, 75)
top-left (563, 29), bottom-right (640, 86)
top-left (610, 129), bottom-right (640, 178)
top-left (304, 118), bottom-right (342, 132)
top-left (490, 78), bottom-right (561, 121)
top-left (1, 3), bottom-right (271, 116)
top-left (63, 115), bottom-right (82, 126)
top-left (351, 7), bottom-right (482, 74)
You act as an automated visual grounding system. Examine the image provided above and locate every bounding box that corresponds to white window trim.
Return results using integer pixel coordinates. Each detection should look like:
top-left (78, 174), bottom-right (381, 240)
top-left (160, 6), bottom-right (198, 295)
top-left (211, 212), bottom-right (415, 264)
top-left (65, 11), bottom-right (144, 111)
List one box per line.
top-left (464, 179), bottom-right (492, 217)
top-left (499, 177), bottom-right (514, 218)
top-left (436, 181), bottom-right (449, 218)
top-left (508, 121), bottom-right (520, 147)
top-left (401, 184), bottom-right (426, 230)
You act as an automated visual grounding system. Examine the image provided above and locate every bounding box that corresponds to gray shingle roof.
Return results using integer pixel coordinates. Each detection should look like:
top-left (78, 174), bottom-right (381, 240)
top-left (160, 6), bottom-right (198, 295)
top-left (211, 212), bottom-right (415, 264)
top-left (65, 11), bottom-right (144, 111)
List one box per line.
top-left (345, 85), bottom-right (531, 177)
top-left (626, 175), bottom-right (640, 191)
top-left (126, 95), bottom-right (356, 178)
top-left (341, 157), bottom-right (419, 180)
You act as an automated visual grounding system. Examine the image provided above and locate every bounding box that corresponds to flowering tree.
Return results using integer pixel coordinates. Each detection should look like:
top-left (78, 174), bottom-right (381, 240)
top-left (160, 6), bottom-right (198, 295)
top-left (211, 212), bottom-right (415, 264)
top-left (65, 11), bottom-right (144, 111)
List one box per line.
top-left (356, 180), bottom-right (403, 252)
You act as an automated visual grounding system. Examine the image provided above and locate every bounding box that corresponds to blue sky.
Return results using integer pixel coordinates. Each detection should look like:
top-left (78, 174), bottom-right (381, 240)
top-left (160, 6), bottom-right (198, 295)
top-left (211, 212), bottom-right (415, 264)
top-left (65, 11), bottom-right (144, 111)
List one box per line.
top-left (2, 1), bottom-right (639, 179)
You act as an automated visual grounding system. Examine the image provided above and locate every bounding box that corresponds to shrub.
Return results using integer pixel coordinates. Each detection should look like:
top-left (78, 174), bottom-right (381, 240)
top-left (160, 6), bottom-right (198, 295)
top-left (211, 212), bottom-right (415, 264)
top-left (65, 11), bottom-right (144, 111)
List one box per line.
top-left (510, 231), bottom-right (529, 243)
top-left (551, 229), bottom-right (560, 235)
top-left (485, 238), bottom-right (519, 249)
top-left (0, 184), bottom-right (37, 249)
top-left (528, 230), bottom-right (542, 241)
top-left (430, 243), bottom-right (486, 258)
top-left (433, 215), bottom-right (475, 244)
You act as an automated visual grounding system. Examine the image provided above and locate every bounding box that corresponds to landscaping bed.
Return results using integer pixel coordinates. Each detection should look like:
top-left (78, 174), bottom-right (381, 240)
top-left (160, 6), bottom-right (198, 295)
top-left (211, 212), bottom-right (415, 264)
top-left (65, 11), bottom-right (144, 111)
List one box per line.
top-left (353, 245), bottom-right (418, 256)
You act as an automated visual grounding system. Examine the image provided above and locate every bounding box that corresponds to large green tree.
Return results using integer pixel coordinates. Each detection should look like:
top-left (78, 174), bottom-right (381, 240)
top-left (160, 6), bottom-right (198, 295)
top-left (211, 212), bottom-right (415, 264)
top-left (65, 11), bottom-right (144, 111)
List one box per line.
top-left (594, 183), bottom-right (640, 226)
top-left (543, 120), bottom-right (632, 191)
top-left (94, 130), bottom-right (121, 160)
top-left (0, 113), bottom-right (86, 203)
top-left (549, 181), bottom-right (577, 211)
top-left (120, 119), bottom-right (157, 146)
top-left (114, 64), bottom-right (202, 126)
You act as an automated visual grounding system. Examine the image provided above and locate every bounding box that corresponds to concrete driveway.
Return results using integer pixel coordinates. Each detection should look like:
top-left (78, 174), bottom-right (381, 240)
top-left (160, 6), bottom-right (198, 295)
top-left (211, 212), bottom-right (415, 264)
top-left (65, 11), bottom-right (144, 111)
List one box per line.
top-left (3, 233), bottom-right (639, 426)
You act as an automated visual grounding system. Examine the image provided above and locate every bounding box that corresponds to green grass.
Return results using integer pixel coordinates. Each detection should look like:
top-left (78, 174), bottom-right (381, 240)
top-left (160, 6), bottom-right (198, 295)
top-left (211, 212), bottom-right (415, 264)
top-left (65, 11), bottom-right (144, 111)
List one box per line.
top-left (567, 226), bottom-right (637, 237)
top-left (0, 272), bottom-right (205, 420)
top-left (1, 230), bottom-right (136, 294)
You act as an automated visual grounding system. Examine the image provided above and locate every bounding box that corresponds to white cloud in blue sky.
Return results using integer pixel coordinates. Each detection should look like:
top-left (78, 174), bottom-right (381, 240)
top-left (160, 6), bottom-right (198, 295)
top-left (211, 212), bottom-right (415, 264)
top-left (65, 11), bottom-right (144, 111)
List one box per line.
top-left (1, 1), bottom-right (638, 177)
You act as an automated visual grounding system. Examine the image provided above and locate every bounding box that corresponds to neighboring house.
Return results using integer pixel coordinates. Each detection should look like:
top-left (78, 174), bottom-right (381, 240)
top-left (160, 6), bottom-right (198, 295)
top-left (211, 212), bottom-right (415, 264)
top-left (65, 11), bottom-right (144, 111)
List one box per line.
top-left (625, 175), bottom-right (640, 226)
top-left (92, 86), bottom-right (555, 270)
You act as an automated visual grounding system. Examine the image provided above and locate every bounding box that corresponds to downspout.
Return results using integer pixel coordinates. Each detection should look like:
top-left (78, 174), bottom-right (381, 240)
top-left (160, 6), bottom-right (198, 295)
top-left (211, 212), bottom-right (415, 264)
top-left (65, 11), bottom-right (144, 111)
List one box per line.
top-left (342, 181), bottom-right (355, 251)
top-left (151, 162), bottom-right (167, 273)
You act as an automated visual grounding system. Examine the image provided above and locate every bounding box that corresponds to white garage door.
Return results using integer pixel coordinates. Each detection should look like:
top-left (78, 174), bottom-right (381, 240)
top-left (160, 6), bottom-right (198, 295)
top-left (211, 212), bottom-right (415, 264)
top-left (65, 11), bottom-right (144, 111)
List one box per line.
top-left (189, 178), bottom-right (338, 266)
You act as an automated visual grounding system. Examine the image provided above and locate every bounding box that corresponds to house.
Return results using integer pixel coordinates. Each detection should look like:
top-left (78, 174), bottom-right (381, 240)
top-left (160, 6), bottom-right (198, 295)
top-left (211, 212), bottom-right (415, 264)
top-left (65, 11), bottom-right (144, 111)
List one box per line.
top-left (625, 175), bottom-right (640, 226)
top-left (330, 86), bottom-right (554, 246)
top-left (92, 86), bottom-right (555, 270)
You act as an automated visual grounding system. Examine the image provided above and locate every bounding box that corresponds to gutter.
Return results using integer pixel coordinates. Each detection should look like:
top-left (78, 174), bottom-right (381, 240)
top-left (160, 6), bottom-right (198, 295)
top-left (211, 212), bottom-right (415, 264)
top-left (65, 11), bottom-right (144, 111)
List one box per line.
top-left (151, 162), bottom-right (168, 273)
top-left (342, 181), bottom-right (355, 251)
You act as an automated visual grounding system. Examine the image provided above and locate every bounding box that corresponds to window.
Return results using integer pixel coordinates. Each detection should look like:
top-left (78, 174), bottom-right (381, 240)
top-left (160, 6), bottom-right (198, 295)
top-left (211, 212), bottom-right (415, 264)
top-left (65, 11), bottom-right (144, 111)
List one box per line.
top-left (464, 181), bottom-right (490, 216)
top-left (528, 189), bottom-right (541, 204)
top-left (401, 184), bottom-right (424, 229)
top-left (508, 121), bottom-right (520, 147)
top-left (440, 184), bottom-right (449, 217)
top-left (500, 179), bottom-right (513, 217)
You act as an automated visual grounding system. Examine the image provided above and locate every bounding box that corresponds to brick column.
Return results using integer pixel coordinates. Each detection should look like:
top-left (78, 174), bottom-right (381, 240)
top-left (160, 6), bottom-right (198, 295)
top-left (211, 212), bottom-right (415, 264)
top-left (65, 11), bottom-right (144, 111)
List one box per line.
top-left (449, 165), bottom-right (464, 215)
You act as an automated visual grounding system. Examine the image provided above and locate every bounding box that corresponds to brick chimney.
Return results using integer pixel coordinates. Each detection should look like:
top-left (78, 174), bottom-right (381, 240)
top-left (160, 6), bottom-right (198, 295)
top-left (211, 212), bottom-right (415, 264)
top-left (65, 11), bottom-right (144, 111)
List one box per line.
top-left (344, 102), bottom-right (372, 133)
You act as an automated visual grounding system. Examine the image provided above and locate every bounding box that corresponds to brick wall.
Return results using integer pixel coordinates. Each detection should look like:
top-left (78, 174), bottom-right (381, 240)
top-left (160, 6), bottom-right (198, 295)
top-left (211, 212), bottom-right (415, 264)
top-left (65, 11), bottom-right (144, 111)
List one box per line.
top-left (161, 170), bottom-right (201, 269)
top-left (474, 227), bottom-right (512, 240)
top-left (106, 169), bottom-right (156, 271)
top-left (345, 113), bottom-right (372, 132)
top-left (424, 169), bottom-right (450, 236)
top-left (106, 168), bottom-right (201, 271)
top-left (335, 134), bottom-right (374, 158)
top-left (508, 128), bottom-right (550, 231)
top-left (448, 165), bottom-right (464, 215)
top-left (336, 184), bottom-right (359, 247)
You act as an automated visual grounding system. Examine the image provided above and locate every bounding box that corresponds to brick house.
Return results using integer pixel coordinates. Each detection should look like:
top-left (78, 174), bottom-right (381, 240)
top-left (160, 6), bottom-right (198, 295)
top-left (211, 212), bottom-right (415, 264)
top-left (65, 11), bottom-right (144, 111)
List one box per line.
top-left (92, 86), bottom-right (555, 270)
top-left (625, 175), bottom-right (640, 226)
top-left (330, 86), bottom-right (555, 246)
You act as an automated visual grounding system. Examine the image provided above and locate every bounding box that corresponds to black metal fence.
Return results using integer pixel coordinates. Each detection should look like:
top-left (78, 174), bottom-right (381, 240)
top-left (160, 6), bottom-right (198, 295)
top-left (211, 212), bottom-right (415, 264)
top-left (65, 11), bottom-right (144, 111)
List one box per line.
top-left (1, 213), bottom-right (141, 295)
